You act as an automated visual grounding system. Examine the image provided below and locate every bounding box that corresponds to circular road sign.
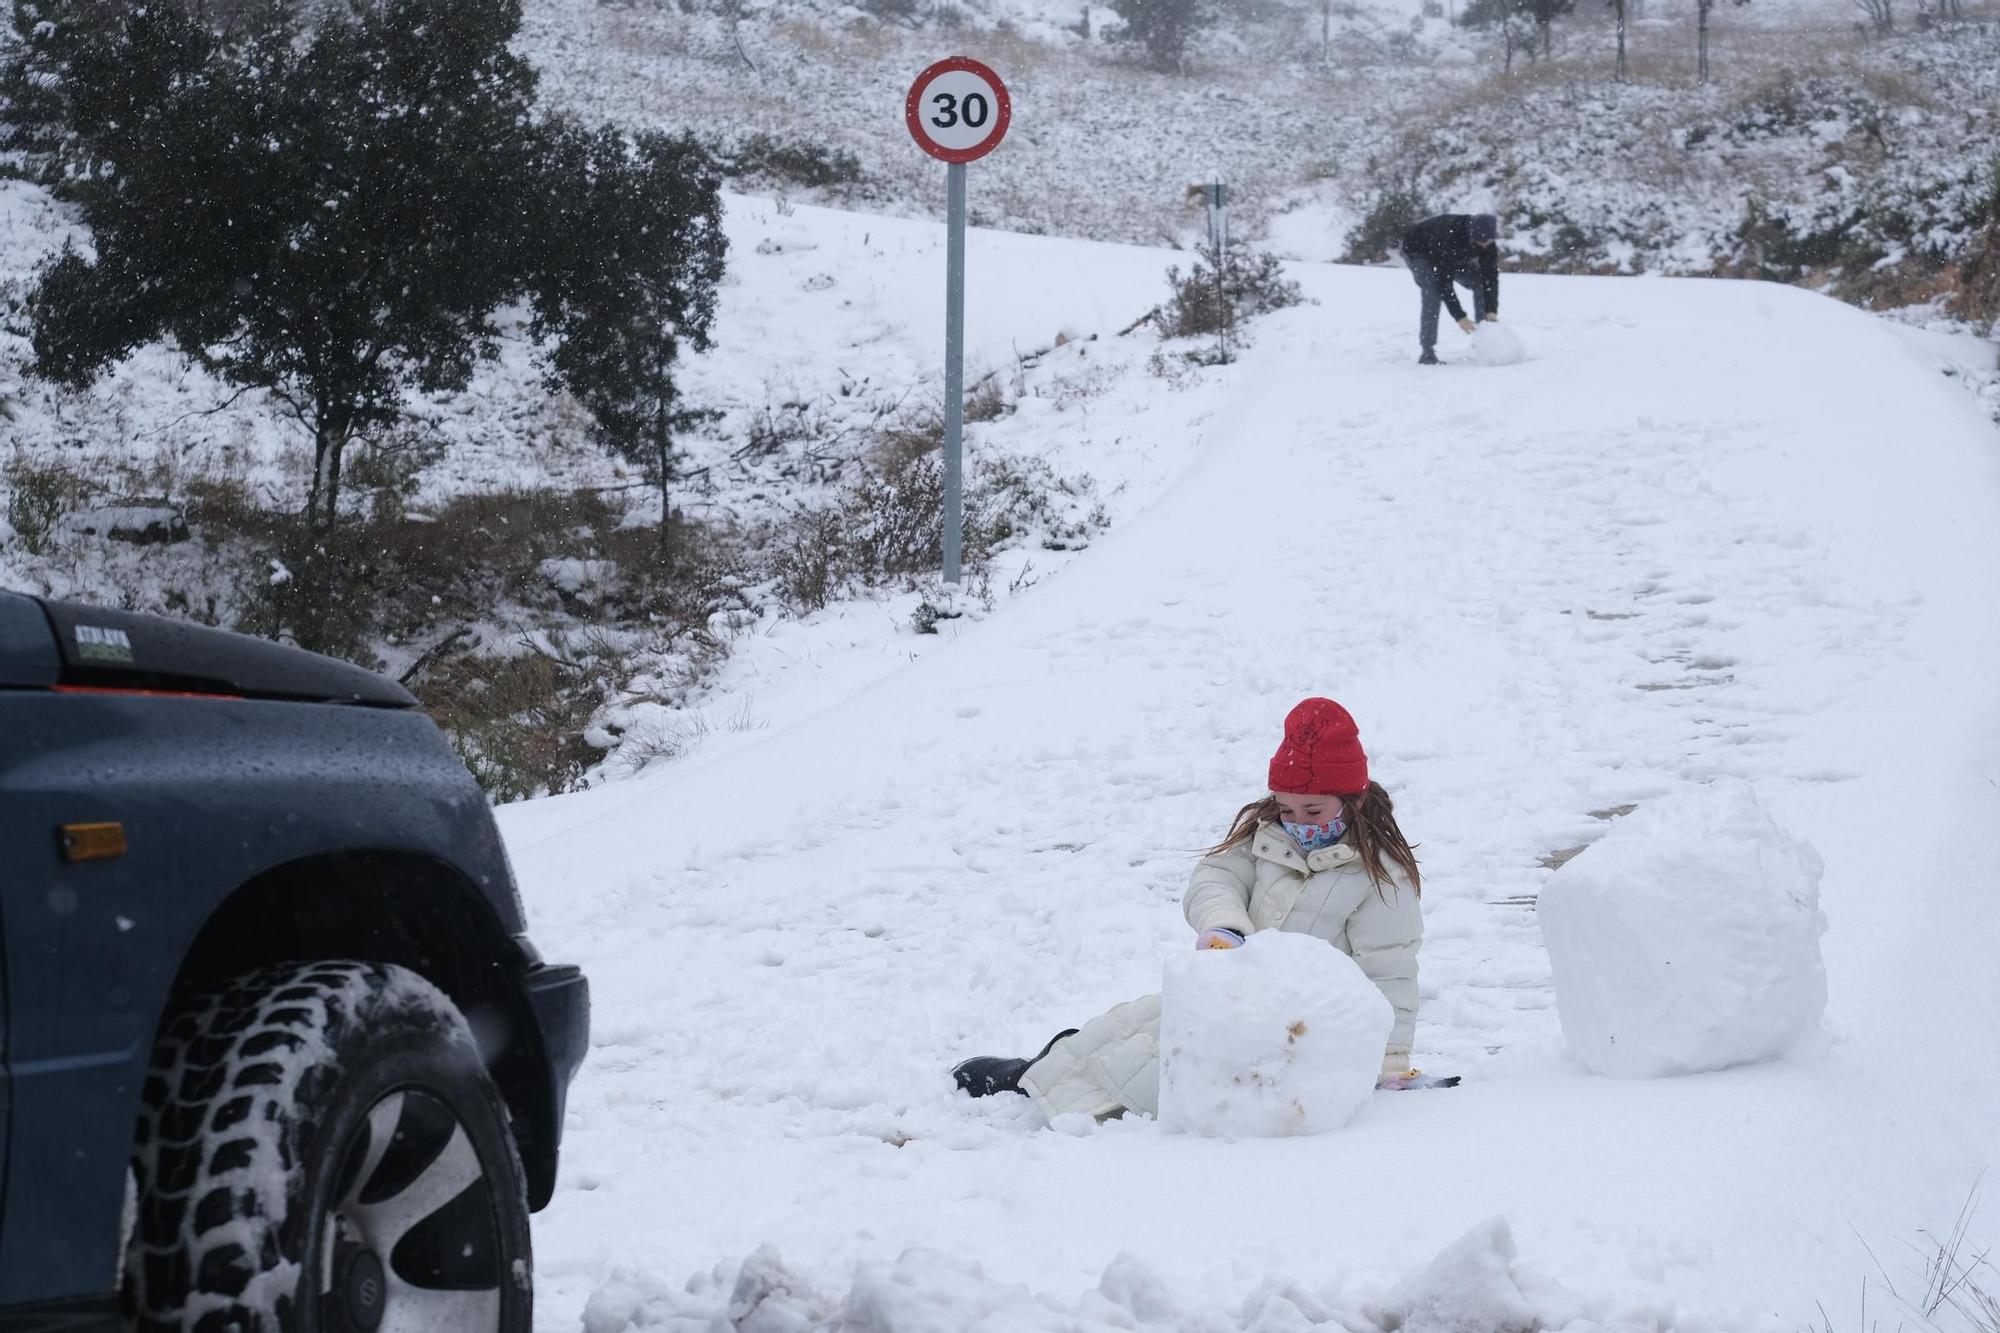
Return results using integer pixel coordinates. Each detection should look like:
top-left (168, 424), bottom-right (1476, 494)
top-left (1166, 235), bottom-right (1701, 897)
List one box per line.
top-left (905, 57), bottom-right (1011, 165)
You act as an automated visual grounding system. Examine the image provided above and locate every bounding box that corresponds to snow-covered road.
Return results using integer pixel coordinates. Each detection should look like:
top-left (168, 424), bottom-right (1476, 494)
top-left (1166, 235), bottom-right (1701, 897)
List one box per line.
top-left (500, 209), bottom-right (2000, 1330)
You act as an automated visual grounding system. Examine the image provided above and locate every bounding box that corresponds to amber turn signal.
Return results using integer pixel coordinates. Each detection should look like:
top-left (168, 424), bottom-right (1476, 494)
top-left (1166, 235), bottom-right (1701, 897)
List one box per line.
top-left (59, 822), bottom-right (127, 863)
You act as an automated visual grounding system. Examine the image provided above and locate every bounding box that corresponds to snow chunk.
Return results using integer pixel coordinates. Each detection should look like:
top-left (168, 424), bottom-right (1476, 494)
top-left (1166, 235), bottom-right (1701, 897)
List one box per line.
top-left (540, 557), bottom-right (618, 598)
top-left (1470, 322), bottom-right (1527, 366)
top-left (1371, 1218), bottom-right (1536, 1333)
top-left (60, 502), bottom-right (190, 545)
top-left (1159, 930), bottom-right (1391, 1136)
top-left (1539, 780), bottom-right (1827, 1078)
top-left (842, 1250), bottom-right (1038, 1332)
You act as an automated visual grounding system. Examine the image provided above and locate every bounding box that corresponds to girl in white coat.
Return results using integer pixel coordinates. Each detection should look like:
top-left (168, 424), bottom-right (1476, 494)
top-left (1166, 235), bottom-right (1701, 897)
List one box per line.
top-left (953, 697), bottom-right (1444, 1120)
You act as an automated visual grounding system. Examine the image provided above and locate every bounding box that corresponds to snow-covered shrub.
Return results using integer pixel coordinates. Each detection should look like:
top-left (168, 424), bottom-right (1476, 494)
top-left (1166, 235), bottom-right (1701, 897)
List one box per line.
top-left (963, 376), bottom-right (1010, 424)
top-left (1539, 779), bottom-right (1828, 1079)
top-left (717, 132), bottom-right (864, 192)
top-left (1345, 182), bottom-right (1432, 262)
top-left (1160, 244), bottom-right (1304, 338)
top-left (3, 450), bottom-right (87, 556)
top-left (764, 447), bottom-right (1102, 610)
top-left (420, 641), bottom-right (620, 802)
top-left (971, 452), bottom-right (1104, 552)
top-left (1158, 931), bottom-right (1391, 1137)
top-left (770, 506), bottom-right (849, 614)
top-left (1951, 153), bottom-right (2000, 330)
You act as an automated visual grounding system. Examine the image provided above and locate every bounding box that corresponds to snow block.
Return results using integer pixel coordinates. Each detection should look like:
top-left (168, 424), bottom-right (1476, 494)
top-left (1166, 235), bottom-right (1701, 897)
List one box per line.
top-left (1539, 779), bottom-right (1828, 1078)
top-left (1470, 322), bottom-right (1526, 366)
top-left (1158, 930), bottom-right (1391, 1136)
top-left (1371, 1217), bottom-right (1537, 1333)
top-left (842, 1250), bottom-right (1031, 1333)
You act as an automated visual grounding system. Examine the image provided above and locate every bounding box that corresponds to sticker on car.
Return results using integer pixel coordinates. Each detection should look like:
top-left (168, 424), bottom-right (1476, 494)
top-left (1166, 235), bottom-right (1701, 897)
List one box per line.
top-left (75, 625), bottom-right (136, 664)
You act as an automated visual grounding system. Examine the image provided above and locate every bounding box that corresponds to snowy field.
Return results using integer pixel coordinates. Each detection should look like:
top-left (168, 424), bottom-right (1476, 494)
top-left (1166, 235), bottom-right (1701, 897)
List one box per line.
top-left (497, 211), bottom-right (2000, 1329)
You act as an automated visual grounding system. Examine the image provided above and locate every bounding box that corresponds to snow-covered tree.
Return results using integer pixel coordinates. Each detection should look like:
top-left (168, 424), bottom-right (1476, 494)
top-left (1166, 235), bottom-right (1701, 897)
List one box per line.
top-left (21, 0), bottom-right (543, 537)
top-left (1459, 0), bottom-right (1572, 61)
top-left (13, 0), bottom-right (726, 640)
top-left (527, 123), bottom-right (728, 562)
top-left (1108, 0), bottom-right (1211, 74)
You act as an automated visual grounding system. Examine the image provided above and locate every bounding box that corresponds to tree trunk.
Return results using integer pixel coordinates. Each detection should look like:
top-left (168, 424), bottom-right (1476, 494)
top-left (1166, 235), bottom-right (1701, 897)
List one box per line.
top-left (656, 415), bottom-right (673, 563)
top-left (1614, 0), bottom-right (1627, 81)
top-left (1321, 0), bottom-right (1330, 61)
top-left (322, 435), bottom-right (346, 535)
top-left (307, 410), bottom-right (350, 534)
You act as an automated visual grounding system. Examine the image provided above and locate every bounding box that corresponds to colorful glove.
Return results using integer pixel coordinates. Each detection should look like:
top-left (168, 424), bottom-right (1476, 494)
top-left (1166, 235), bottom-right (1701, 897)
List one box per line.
top-left (1376, 1068), bottom-right (1461, 1090)
top-left (1195, 928), bottom-right (1245, 950)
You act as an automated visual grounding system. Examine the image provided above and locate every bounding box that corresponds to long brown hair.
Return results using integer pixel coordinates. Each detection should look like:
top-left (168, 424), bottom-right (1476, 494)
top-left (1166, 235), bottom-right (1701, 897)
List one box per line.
top-left (1203, 781), bottom-right (1421, 895)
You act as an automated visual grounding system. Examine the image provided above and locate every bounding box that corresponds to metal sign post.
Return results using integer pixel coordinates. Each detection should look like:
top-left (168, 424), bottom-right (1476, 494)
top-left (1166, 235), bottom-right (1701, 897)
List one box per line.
top-left (943, 161), bottom-right (967, 583)
top-left (905, 56), bottom-right (1011, 585)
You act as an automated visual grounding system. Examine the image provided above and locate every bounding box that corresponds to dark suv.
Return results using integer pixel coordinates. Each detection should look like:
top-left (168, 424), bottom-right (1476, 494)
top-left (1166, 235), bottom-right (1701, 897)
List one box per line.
top-left (0, 591), bottom-right (588, 1333)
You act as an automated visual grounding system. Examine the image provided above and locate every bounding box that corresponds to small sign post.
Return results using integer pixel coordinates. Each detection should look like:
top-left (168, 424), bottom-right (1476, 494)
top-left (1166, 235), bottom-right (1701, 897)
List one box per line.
top-left (905, 56), bottom-right (1011, 585)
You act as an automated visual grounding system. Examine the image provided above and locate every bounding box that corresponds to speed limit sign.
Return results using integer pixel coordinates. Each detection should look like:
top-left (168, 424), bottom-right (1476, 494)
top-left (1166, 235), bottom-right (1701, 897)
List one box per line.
top-left (907, 56), bottom-right (1009, 584)
top-left (905, 56), bottom-right (1011, 164)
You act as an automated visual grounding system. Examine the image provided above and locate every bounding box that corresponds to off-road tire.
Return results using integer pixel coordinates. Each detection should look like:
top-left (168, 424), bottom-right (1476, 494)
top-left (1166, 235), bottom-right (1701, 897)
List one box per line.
top-left (126, 961), bottom-right (532, 1333)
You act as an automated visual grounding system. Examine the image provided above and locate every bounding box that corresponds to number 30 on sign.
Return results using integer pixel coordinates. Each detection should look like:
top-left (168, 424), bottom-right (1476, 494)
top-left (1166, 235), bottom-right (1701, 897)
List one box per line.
top-left (904, 57), bottom-right (1011, 164)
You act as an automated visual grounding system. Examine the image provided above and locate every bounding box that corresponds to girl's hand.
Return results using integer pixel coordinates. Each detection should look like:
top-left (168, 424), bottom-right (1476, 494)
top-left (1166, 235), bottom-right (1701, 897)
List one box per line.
top-left (1195, 928), bottom-right (1246, 950)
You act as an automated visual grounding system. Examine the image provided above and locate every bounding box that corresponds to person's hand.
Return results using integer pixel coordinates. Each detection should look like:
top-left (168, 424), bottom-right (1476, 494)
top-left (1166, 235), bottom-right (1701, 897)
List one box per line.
top-left (1195, 928), bottom-right (1245, 950)
top-left (1456, 317), bottom-right (1477, 334)
top-left (1481, 313), bottom-right (1499, 323)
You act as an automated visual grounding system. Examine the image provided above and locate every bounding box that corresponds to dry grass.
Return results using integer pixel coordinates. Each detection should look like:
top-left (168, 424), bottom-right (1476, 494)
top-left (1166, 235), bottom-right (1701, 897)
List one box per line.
top-left (1821, 1183), bottom-right (2000, 1333)
top-left (418, 638), bottom-right (622, 803)
top-left (870, 401), bottom-right (947, 471)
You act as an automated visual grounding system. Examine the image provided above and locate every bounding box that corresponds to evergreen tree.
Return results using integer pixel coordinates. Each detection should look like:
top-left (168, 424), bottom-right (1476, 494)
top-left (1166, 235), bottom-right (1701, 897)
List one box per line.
top-left (528, 123), bottom-right (728, 563)
top-left (23, 0), bottom-right (542, 535)
top-left (1459, 0), bottom-right (1571, 58)
top-left (1108, 0), bottom-right (1210, 73)
top-left (13, 0), bottom-right (727, 644)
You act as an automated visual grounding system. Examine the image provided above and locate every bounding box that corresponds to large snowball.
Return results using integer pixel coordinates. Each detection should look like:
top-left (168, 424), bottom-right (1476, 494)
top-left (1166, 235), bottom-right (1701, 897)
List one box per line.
top-left (1158, 931), bottom-right (1391, 1136)
top-left (1539, 779), bottom-right (1827, 1078)
top-left (1470, 322), bottom-right (1527, 366)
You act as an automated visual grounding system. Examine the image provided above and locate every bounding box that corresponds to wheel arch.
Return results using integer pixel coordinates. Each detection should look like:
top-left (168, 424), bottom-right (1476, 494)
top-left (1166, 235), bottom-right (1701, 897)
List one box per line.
top-left (164, 850), bottom-right (563, 1209)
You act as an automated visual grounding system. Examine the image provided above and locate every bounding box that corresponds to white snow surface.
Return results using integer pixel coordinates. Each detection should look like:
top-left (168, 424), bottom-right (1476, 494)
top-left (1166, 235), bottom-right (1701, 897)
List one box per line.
top-left (498, 204), bottom-right (2000, 1331)
top-left (1540, 778), bottom-right (1828, 1079)
top-left (1160, 931), bottom-right (1391, 1137)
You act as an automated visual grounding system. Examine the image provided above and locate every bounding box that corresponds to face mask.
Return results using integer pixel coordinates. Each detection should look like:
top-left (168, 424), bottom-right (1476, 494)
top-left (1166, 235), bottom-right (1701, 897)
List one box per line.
top-left (1283, 816), bottom-right (1347, 851)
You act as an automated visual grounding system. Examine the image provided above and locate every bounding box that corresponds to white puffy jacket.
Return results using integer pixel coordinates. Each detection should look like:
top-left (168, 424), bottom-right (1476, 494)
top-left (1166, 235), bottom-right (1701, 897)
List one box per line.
top-left (1022, 823), bottom-right (1423, 1120)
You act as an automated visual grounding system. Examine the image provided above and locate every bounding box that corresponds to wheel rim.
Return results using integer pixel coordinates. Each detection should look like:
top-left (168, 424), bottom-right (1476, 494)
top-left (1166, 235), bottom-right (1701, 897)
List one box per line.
top-left (321, 1089), bottom-right (505, 1333)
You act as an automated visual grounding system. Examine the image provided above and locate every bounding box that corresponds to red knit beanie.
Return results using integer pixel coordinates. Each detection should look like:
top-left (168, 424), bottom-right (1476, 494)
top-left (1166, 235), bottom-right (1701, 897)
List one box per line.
top-left (1267, 698), bottom-right (1369, 796)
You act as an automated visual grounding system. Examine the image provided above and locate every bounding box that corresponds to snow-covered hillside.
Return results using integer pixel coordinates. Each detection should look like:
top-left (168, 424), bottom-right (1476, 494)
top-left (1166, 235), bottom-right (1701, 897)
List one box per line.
top-left (496, 218), bottom-right (2000, 1328)
top-left (6, 0), bottom-right (1995, 800)
top-left (516, 0), bottom-right (2000, 295)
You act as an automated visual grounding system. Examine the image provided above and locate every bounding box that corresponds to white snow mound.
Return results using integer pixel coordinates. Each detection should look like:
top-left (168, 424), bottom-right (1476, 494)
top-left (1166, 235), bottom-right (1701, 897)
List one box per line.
top-left (1470, 322), bottom-right (1527, 366)
top-left (1539, 779), bottom-right (1828, 1079)
top-left (1371, 1218), bottom-right (1540, 1333)
top-left (1159, 930), bottom-right (1391, 1136)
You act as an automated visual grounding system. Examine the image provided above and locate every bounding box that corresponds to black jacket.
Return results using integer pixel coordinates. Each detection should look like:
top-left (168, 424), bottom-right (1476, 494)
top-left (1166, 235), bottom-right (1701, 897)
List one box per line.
top-left (1401, 214), bottom-right (1499, 321)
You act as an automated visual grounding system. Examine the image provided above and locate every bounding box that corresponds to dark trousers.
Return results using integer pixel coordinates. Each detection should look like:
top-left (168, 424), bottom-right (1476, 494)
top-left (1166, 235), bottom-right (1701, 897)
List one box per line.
top-left (1408, 256), bottom-right (1490, 351)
